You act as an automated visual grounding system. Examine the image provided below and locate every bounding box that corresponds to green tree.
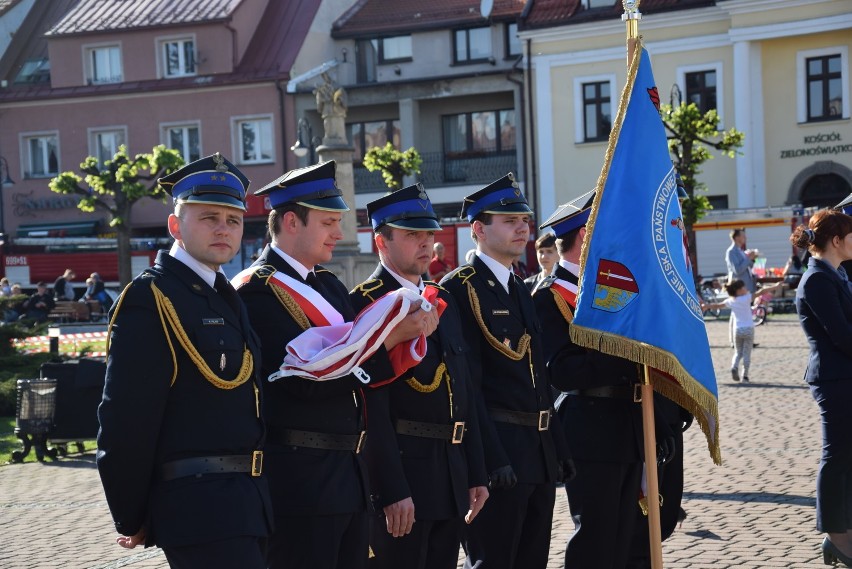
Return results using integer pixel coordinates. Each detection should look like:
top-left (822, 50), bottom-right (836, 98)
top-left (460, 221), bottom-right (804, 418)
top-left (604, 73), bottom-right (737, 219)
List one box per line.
top-left (363, 142), bottom-right (422, 191)
top-left (661, 102), bottom-right (745, 279)
top-left (49, 145), bottom-right (183, 287)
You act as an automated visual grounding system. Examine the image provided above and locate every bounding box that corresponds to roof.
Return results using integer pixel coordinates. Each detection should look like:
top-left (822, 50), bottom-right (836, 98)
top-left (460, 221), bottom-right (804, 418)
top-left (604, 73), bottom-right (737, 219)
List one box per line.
top-left (332, 0), bottom-right (528, 39)
top-left (46, 0), bottom-right (243, 36)
top-left (0, 0), bottom-right (318, 102)
top-left (520, 0), bottom-right (717, 30)
top-left (0, 0), bottom-right (24, 18)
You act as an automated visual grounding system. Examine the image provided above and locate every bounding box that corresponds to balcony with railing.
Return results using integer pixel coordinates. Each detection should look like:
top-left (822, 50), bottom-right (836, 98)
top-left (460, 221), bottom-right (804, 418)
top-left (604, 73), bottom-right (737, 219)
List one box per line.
top-left (353, 151), bottom-right (518, 194)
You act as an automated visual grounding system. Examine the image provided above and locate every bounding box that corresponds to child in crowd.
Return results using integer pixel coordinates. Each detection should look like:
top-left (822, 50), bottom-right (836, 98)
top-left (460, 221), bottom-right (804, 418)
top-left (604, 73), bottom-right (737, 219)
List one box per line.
top-left (702, 279), bottom-right (783, 382)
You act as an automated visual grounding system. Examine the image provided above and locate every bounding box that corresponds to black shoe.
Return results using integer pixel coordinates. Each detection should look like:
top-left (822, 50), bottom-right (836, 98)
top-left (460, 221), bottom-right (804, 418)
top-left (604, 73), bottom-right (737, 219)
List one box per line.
top-left (731, 369), bottom-right (740, 382)
top-left (823, 537), bottom-right (852, 567)
top-left (742, 376), bottom-right (750, 383)
top-left (752, 343), bottom-right (760, 348)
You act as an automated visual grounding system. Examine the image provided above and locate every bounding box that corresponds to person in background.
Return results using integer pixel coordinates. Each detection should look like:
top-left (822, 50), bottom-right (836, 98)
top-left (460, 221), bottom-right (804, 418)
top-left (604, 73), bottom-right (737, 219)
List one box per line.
top-left (0, 277), bottom-right (11, 297)
top-left (702, 278), bottom-right (783, 382)
top-left (725, 229), bottom-right (757, 294)
top-left (81, 272), bottom-right (111, 308)
top-left (53, 268), bottom-right (76, 301)
top-left (441, 173), bottom-right (573, 569)
top-left (350, 184), bottom-right (488, 569)
top-left (19, 282), bottom-right (55, 324)
top-left (428, 242), bottom-right (454, 282)
top-left (791, 209), bottom-right (852, 568)
top-left (3, 283), bottom-right (27, 323)
top-left (524, 233), bottom-right (558, 291)
top-left (96, 153), bottom-right (273, 567)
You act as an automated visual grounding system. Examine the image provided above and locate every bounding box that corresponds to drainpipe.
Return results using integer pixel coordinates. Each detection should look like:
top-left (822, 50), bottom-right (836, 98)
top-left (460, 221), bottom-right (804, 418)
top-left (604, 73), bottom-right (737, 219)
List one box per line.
top-left (225, 23), bottom-right (238, 69)
top-left (525, 38), bottom-right (538, 222)
top-left (506, 54), bottom-right (530, 220)
top-left (276, 79), bottom-right (289, 170)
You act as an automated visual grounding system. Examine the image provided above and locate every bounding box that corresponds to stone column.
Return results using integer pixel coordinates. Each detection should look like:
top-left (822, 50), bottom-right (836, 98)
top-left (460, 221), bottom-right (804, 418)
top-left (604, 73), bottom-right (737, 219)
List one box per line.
top-left (314, 73), bottom-right (378, 288)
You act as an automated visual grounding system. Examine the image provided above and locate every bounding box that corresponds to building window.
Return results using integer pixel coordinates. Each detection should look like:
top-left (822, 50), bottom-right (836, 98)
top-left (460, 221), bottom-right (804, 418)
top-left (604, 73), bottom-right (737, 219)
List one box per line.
top-left (443, 110), bottom-right (515, 155)
top-left (233, 116), bottom-right (273, 164)
top-left (582, 81), bottom-right (612, 142)
top-left (23, 133), bottom-right (59, 178)
top-left (378, 36), bottom-right (412, 64)
top-left (162, 122), bottom-right (201, 162)
top-left (356, 39), bottom-right (378, 83)
top-left (160, 37), bottom-right (196, 78)
top-left (454, 27), bottom-right (491, 64)
top-left (807, 54), bottom-right (842, 121)
top-left (506, 23), bottom-right (521, 58)
top-left (85, 44), bottom-right (122, 85)
top-left (348, 120), bottom-right (401, 162)
top-left (88, 127), bottom-right (127, 165)
top-left (706, 194), bottom-right (729, 210)
top-left (797, 47), bottom-right (849, 123)
top-left (14, 58), bottom-right (50, 84)
top-left (685, 70), bottom-right (717, 114)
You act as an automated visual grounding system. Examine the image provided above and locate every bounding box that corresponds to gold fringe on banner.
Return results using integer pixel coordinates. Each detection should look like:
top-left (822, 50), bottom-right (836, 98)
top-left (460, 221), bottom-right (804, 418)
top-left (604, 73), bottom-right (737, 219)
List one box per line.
top-left (571, 324), bottom-right (721, 465)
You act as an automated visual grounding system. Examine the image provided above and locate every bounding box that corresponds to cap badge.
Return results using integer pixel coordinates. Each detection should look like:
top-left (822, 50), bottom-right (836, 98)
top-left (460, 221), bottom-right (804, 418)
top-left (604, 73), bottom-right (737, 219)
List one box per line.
top-left (419, 190), bottom-right (428, 200)
top-left (213, 153), bottom-right (227, 173)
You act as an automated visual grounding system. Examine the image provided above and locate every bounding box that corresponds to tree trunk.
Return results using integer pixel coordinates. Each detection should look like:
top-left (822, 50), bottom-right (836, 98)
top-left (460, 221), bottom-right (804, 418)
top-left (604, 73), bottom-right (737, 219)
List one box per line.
top-left (686, 225), bottom-right (699, 289)
top-left (116, 224), bottom-right (133, 287)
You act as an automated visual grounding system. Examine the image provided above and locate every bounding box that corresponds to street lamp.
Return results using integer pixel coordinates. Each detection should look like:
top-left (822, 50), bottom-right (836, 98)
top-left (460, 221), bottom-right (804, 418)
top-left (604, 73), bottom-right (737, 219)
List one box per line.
top-left (290, 117), bottom-right (319, 164)
top-left (0, 155), bottom-right (15, 237)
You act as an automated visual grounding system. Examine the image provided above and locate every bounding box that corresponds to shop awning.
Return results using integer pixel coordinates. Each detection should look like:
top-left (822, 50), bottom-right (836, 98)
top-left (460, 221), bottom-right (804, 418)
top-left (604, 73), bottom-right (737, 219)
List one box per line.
top-left (16, 221), bottom-right (100, 238)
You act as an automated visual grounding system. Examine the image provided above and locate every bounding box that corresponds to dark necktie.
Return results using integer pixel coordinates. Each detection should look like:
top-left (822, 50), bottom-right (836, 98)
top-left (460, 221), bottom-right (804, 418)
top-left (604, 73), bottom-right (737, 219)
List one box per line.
top-left (305, 271), bottom-right (323, 294)
top-left (214, 272), bottom-right (241, 317)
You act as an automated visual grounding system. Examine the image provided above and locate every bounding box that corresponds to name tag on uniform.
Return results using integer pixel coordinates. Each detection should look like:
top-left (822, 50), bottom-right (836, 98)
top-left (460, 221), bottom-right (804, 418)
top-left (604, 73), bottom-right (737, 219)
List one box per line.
top-left (492, 309), bottom-right (510, 316)
top-left (202, 318), bottom-right (225, 326)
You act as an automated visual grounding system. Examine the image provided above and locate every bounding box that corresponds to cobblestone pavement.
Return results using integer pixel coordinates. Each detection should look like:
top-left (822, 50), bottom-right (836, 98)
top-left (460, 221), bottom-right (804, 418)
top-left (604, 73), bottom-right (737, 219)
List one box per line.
top-left (0, 315), bottom-right (825, 568)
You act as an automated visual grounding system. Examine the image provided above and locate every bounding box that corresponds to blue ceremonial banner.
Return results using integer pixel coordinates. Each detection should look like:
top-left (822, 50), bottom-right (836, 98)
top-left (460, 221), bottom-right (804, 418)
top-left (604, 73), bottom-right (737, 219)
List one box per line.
top-left (569, 47), bottom-right (720, 464)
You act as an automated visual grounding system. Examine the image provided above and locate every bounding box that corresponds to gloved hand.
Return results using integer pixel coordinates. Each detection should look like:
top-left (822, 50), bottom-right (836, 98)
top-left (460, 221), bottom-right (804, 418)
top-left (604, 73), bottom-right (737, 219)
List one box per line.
top-left (488, 465), bottom-right (518, 490)
top-left (656, 434), bottom-right (676, 465)
top-left (556, 458), bottom-right (577, 484)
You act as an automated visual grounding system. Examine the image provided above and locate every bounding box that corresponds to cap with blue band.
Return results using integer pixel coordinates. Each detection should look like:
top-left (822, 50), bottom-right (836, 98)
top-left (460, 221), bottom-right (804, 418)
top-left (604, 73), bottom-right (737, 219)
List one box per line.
top-left (367, 183), bottom-right (441, 231)
top-left (255, 160), bottom-right (349, 212)
top-left (460, 173), bottom-right (532, 222)
top-left (158, 152), bottom-right (249, 212)
top-left (540, 189), bottom-right (595, 238)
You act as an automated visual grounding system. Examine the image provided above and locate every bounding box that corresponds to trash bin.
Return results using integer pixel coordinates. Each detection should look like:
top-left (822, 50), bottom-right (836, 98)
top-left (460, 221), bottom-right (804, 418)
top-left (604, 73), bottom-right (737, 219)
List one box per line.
top-left (12, 378), bottom-right (59, 462)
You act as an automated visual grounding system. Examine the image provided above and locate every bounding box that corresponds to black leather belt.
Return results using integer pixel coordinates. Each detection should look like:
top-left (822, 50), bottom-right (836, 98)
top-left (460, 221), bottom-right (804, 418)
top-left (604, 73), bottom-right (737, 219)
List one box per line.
top-left (565, 385), bottom-right (637, 399)
top-left (488, 408), bottom-right (551, 431)
top-left (159, 451), bottom-right (263, 482)
top-left (395, 419), bottom-right (465, 444)
top-left (276, 428), bottom-right (366, 453)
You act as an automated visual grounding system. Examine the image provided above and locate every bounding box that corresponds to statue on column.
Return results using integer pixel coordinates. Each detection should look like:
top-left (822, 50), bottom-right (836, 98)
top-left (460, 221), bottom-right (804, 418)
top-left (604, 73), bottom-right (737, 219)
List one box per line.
top-left (315, 72), bottom-right (348, 146)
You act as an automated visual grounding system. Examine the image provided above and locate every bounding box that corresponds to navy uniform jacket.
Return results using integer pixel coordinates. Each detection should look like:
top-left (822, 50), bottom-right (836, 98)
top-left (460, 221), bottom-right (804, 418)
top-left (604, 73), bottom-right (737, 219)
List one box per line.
top-left (441, 256), bottom-right (569, 483)
top-left (350, 266), bottom-right (488, 520)
top-left (97, 251), bottom-right (272, 547)
top-left (236, 244), bottom-right (396, 516)
top-left (532, 264), bottom-right (643, 462)
top-left (796, 257), bottom-right (852, 383)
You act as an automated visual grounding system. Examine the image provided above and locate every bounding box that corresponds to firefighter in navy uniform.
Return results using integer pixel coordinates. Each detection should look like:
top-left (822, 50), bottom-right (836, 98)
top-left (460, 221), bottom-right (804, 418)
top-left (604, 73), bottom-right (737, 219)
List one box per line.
top-left (440, 174), bottom-right (574, 569)
top-left (97, 153), bottom-right (273, 568)
top-left (532, 192), bottom-right (676, 569)
top-left (234, 161), bottom-right (437, 569)
top-left (349, 184), bottom-right (489, 569)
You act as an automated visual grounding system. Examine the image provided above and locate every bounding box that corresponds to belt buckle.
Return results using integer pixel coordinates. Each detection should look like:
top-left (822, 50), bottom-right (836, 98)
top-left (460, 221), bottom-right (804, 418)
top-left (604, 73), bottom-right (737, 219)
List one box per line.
top-left (251, 450), bottom-right (263, 477)
top-left (451, 421), bottom-right (465, 444)
top-left (355, 431), bottom-right (367, 454)
top-left (538, 410), bottom-right (551, 431)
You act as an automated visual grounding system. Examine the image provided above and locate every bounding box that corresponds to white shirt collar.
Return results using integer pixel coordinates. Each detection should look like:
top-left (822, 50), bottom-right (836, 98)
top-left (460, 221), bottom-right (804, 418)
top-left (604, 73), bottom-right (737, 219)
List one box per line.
top-left (559, 259), bottom-right (581, 276)
top-left (383, 263), bottom-right (424, 293)
top-left (169, 242), bottom-right (222, 289)
top-left (272, 245), bottom-right (313, 281)
top-left (477, 251), bottom-right (512, 293)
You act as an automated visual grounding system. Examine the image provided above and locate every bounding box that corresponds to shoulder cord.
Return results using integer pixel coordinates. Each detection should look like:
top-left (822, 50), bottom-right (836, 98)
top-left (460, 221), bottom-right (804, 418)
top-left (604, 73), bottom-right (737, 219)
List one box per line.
top-left (150, 282), bottom-right (253, 389)
top-left (270, 284), bottom-right (311, 331)
top-left (551, 288), bottom-right (574, 324)
top-left (465, 281), bottom-right (530, 361)
top-left (405, 362), bottom-right (454, 419)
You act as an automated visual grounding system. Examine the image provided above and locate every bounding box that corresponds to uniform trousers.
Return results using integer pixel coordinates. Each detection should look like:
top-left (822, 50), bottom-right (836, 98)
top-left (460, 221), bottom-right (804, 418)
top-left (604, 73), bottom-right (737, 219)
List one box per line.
top-left (564, 459), bottom-right (643, 569)
top-left (463, 482), bottom-right (556, 569)
top-left (267, 512), bottom-right (369, 569)
top-left (370, 516), bottom-right (463, 569)
top-left (162, 536), bottom-right (266, 569)
top-left (810, 380), bottom-right (852, 533)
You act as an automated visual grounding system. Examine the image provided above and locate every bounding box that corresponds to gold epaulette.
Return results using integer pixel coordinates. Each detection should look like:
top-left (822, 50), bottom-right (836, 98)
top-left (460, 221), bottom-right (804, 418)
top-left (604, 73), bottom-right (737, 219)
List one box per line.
top-left (252, 264), bottom-right (276, 283)
top-left (315, 266), bottom-right (333, 275)
top-left (536, 275), bottom-right (556, 290)
top-left (352, 278), bottom-right (383, 302)
top-left (450, 265), bottom-right (476, 284)
top-left (422, 280), bottom-right (446, 292)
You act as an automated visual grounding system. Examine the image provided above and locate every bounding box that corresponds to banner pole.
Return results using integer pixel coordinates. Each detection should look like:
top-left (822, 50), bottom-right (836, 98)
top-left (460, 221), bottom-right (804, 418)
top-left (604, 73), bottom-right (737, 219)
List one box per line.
top-left (641, 365), bottom-right (665, 568)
